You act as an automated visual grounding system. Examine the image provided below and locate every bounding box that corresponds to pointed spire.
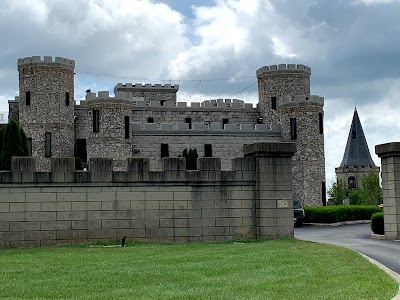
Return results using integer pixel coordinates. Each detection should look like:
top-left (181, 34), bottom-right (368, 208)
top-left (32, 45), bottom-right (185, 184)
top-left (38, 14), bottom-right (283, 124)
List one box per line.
top-left (340, 109), bottom-right (376, 167)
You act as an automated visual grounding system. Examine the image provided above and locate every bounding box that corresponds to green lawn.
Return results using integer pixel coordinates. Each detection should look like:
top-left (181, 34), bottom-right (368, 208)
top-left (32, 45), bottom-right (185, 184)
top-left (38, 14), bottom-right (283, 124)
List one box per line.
top-left (0, 239), bottom-right (397, 300)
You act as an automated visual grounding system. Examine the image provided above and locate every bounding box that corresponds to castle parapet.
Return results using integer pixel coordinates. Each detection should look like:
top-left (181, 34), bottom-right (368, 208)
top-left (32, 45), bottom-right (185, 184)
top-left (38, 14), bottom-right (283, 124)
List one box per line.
top-left (85, 91), bottom-right (143, 104)
top-left (17, 56), bottom-right (75, 69)
top-left (256, 64), bottom-right (311, 78)
top-left (114, 83), bottom-right (179, 93)
top-left (277, 95), bottom-right (324, 108)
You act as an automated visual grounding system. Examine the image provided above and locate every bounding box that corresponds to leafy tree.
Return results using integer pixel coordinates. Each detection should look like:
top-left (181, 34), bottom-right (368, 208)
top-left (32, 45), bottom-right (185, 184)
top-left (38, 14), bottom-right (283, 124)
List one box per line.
top-left (0, 126), bottom-right (6, 155)
top-left (0, 120), bottom-right (27, 170)
top-left (328, 177), bottom-right (348, 205)
top-left (182, 148), bottom-right (198, 170)
top-left (349, 188), bottom-right (362, 205)
top-left (359, 170), bottom-right (382, 205)
top-left (18, 127), bottom-right (29, 156)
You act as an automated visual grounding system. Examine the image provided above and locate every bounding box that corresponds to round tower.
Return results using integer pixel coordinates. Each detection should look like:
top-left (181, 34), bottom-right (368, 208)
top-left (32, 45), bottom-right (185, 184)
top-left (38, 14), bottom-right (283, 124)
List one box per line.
top-left (86, 91), bottom-right (133, 171)
top-left (256, 64), bottom-right (311, 127)
top-left (18, 56), bottom-right (75, 171)
top-left (278, 95), bottom-right (325, 206)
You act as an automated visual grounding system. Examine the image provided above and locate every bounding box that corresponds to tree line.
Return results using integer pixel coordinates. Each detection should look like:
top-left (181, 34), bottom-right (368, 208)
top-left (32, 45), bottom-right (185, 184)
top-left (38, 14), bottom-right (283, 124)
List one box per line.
top-left (0, 120), bottom-right (29, 170)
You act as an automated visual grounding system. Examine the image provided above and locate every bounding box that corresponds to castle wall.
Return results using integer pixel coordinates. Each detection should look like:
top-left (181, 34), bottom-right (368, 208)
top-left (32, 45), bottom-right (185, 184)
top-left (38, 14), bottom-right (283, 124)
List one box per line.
top-left (0, 143), bottom-right (296, 247)
top-left (335, 166), bottom-right (380, 190)
top-left (114, 83), bottom-right (179, 105)
top-left (131, 123), bottom-right (282, 171)
top-left (17, 56), bottom-right (75, 171)
top-left (8, 97), bottom-right (19, 123)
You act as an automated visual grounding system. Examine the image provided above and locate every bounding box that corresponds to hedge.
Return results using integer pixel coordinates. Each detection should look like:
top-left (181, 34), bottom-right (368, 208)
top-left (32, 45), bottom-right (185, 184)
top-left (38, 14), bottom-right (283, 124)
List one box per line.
top-left (304, 205), bottom-right (382, 223)
top-left (371, 212), bottom-right (384, 235)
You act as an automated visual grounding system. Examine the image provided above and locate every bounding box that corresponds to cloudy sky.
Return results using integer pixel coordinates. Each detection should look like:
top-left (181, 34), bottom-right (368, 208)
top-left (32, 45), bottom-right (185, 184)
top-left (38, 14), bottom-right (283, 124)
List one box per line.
top-left (1, 0), bottom-right (400, 186)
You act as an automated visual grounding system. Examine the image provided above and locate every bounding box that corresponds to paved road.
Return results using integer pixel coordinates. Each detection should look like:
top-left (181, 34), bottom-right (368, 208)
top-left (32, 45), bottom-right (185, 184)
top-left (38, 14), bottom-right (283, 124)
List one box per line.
top-left (295, 223), bottom-right (400, 275)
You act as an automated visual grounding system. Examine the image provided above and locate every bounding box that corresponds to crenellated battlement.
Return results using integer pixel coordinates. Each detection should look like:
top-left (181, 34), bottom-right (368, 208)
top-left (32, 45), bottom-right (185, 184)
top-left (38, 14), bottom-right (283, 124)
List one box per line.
top-left (277, 95), bottom-right (324, 108)
top-left (17, 56), bottom-right (75, 69)
top-left (114, 83), bottom-right (179, 93)
top-left (82, 91), bottom-right (255, 109)
top-left (132, 122), bottom-right (281, 133)
top-left (256, 64), bottom-right (311, 78)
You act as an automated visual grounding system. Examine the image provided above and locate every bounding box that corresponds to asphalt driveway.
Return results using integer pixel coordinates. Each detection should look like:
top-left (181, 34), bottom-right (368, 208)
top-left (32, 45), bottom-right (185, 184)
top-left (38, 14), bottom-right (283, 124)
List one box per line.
top-left (295, 223), bottom-right (400, 275)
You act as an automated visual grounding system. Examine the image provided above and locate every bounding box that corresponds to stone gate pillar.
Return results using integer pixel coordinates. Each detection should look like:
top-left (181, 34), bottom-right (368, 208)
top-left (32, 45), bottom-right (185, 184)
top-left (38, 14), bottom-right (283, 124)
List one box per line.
top-left (375, 142), bottom-right (400, 240)
top-left (244, 142), bottom-right (296, 238)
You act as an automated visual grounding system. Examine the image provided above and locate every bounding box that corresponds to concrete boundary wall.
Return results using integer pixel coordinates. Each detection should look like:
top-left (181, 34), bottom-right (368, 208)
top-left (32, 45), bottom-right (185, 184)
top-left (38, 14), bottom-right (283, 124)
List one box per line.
top-left (0, 142), bottom-right (296, 247)
top-left (375, 142), bottom-right (400, 239)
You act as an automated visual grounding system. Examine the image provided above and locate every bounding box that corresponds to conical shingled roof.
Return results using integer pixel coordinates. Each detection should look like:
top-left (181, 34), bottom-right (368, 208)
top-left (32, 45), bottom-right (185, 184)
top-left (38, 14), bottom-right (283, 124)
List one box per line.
top-left (340, 109), bottom-right (376, 167)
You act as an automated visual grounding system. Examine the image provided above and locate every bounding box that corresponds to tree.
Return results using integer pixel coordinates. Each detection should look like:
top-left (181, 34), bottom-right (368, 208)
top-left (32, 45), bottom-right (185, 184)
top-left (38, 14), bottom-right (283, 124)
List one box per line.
top-left (182, 148), bottom-right (198, 170)
top-left (0, 126), bottom-right (6, 155)
top-left (18, 127), bottom-right (29, 156)
top-left (0, 120), bottom-right (27, 170)
top-left (328, 177), bottom-right (348, 205)
top-left (349, 188), bottom-right (362, 205)
top-left (359, 170), bottom-right (382, 205)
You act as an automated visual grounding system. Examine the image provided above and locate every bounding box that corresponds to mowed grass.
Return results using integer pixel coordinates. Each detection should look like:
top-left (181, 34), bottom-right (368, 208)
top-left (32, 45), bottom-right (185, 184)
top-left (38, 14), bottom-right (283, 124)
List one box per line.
top-left (0, 239), bottom-right (397, 300)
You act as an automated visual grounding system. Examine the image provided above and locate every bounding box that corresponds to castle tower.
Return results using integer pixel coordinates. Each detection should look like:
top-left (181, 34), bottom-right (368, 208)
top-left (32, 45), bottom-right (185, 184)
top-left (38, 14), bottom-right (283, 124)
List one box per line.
top-left (85, 91), bottom-right (134, 171)
top-left (17, 56), bottom-right (75, 171)
top-left (256, 64), bottom-right (311, 127)
top-left (335, 108), bottom-right (380, 189)
top-left (277, 95), bottom-right (326, 206)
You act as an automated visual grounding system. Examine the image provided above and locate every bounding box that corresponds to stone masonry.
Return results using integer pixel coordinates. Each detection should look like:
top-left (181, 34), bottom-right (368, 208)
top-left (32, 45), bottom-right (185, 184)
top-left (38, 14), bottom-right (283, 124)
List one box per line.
top-left (0, 142), bottom-right (295, 247)
top-left (375, 142), bottom-right (400, 240)
top-left (8, 57), bottom-right (326, 206)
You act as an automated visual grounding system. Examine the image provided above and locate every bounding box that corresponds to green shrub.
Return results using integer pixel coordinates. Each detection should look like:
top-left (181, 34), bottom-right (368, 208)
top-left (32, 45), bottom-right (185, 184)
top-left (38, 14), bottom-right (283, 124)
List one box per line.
top-left (371, 212), bottom-right (384, 235)
top-left (304, 205), bottom-right (382, 223)
top-left (75, 156), bottom-right (83, 170)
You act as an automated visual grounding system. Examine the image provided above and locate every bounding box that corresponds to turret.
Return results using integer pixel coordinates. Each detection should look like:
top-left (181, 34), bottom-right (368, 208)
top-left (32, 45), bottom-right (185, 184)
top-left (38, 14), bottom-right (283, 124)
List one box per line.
top-left (256, 64), bottom-right (311, 127)
top-left (17, 56), bottom-right (75, 171)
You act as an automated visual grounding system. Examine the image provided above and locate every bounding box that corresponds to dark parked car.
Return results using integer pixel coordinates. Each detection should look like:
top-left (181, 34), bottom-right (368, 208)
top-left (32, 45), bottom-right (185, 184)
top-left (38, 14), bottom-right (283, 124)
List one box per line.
top-left (293, 199), bottom-right (305, 227)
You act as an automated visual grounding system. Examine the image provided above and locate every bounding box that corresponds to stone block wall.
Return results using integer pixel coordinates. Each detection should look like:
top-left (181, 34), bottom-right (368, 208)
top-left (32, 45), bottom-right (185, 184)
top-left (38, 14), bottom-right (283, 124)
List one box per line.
top-left (0, 142), bottom-right (295, 247)
top-left (375, 142), bottom-right (400, 240)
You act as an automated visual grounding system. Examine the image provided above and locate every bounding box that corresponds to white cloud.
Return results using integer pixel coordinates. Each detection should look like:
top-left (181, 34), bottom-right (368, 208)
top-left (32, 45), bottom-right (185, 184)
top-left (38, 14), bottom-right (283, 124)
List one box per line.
top-left (352, 0), bottom-right (400, 5)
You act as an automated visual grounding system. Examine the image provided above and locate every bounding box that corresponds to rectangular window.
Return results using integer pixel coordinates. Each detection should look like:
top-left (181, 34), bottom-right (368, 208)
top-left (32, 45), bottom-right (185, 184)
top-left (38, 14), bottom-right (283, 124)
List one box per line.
top-left (26, 91), bottom-right (31, 106)
top-left (222, 118), bottom-right (229, 129)
top-left (160, 100), bottom-right (166, 106)
top-left (257, 117), bottom-right (263, 124)
top-left (65, 92), bottom-right (70, 106)
top-left (322, 181), bottom-right (327, 206)
top-left (93, 109), bottom-right (99, 132)
top-left (319, 113), bottom-right (323, 134)
top-left (185, 117), bottom-right (192, 129)
top-left (45, 132), bottom-right (51, 157)
top-left (204, 144), bottom-right (212, 157)
top-left (124, 116), bottom-right (130, 138)
top-left (27, 138), bottom-right (32, 156)
top-left (271, 96), bottom-right (277, 109)
top-left (147, 117), bottom-right (154, 123)
top-left (290, 118), bottom-right (297, 140)
top-left (161, 144), bottom-right (169, 158)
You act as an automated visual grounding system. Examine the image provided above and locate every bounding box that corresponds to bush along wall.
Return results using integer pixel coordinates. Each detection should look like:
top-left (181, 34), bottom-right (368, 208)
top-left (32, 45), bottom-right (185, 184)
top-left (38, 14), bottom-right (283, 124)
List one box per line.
top-left (304, 205), bottom-right (382, 223)
top-left (371, 212), bottom-right (384, 235)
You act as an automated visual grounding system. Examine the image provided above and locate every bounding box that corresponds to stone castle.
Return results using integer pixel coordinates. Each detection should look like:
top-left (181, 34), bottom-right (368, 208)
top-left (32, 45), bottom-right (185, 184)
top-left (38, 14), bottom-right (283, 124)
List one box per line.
top-left (8, 56), bottom-right (325, 206)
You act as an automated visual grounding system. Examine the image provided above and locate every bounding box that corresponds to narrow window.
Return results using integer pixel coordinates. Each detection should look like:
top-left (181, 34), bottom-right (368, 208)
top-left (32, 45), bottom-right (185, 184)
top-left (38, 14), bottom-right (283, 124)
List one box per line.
top-left (160, 100), bottom-right (166, 106)
top-left (26, 91), bottom-right (31, 106)
top-left (271, 96), bottom-right (277, 109)
top-left (290, 118), bottom-right (297, 140)
top-left (124, 116), bottom-right (129, 138)
top-left (319, 113), bottom-right (323, 134)
top-left (45, 132), bottom-right (51, 157)
top-left (322, 182), bottom-right (327, 206)
top-left (147, 117), bottom-right (154, 123)
top-left (205, 121), bottom-right (210, 130)
top-left (27, 138), bottom-right (32, 156)
top-left (222, 118), bottom-right (229, 129)
top-left (65, 92), bottom-right (70, 106)
top-left (204, 144), bottom-right (212, 157)
top-left (93, 109), bottom-right (99, 132)
top-left (185, 117), bottom-right (192, 129)
top-left (257, 117), bottom-right (263, 124)
top-left (161, 144), bottom-right (169, 158)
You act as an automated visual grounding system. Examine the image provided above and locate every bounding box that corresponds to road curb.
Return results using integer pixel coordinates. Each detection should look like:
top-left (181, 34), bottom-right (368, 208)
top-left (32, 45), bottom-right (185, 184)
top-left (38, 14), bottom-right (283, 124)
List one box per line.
top-left (303, 220), bottom-right (371, 227)
top-left (358, 253), bottom-right (400, 300)
top-left (371, 233), bottom-right (386, 240)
